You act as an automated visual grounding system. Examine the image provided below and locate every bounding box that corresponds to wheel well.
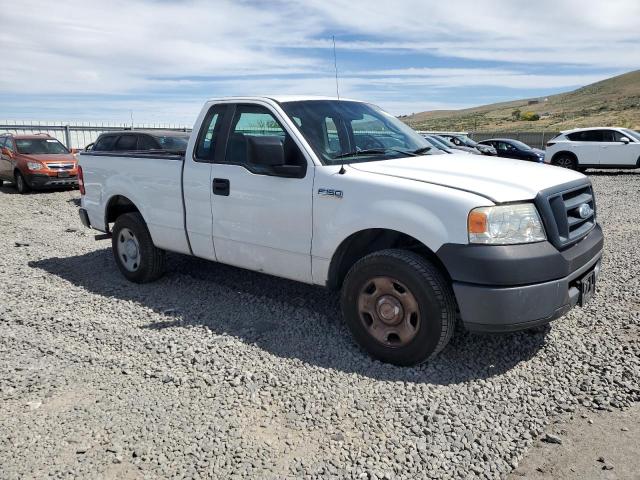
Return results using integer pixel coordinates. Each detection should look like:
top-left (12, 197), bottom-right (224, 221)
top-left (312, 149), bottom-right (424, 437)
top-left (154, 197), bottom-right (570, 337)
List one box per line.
top-left (105, 195), bottom-right (140, 230)
top-left (550, 150), bottom-right (577, 164)
top-left (326, 228), bottom-right (450, 290)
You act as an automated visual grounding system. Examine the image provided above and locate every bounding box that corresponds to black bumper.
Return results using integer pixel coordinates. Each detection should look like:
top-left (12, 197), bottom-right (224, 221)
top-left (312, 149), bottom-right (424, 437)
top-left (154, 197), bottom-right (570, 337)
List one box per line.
top-left (436, 225), bottom-right (604, 332)
top-left (26, 173), bottom-right (78, 189)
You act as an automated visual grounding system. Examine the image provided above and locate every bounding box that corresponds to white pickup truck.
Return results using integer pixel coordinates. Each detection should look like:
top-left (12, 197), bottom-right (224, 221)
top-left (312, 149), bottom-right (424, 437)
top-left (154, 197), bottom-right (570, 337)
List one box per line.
top-left (78, 96), bottom-right (603, 365)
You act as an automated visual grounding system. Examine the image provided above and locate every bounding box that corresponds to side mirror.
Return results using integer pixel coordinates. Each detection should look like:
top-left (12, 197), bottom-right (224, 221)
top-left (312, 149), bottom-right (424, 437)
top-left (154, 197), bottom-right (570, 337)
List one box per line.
top-left (619, 136), bottom-right (630, 144)
top-left (247, 136), bottom-right (285, 166)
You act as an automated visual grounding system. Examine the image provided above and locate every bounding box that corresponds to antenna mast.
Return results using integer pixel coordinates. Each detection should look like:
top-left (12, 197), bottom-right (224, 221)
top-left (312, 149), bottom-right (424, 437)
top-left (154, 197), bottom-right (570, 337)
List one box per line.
top-left (332, 35), bottom-right (340, 99)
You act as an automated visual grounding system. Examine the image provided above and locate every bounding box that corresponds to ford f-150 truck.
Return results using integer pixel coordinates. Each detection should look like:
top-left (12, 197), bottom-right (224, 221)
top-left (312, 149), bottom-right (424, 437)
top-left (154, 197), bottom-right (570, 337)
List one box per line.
top-left (78, 96), bottom-right (603, 366)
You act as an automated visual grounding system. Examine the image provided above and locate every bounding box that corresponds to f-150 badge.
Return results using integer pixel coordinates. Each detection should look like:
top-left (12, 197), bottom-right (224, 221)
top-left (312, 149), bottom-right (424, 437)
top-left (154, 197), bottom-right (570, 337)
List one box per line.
top-left (318, 188), bottom-right (343, 198)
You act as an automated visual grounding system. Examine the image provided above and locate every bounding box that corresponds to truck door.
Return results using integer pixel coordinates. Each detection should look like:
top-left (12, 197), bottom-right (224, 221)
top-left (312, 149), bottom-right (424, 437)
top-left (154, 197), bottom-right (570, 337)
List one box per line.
top-left (183, 104), bottom-right (228, 260)
top-left (209, 103), bottom-right (314, 283)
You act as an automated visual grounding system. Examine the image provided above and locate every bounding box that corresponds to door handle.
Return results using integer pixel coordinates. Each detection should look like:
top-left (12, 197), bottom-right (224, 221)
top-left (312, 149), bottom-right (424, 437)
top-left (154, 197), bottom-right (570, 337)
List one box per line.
top-left (212, 178), bottom-right (230, 196)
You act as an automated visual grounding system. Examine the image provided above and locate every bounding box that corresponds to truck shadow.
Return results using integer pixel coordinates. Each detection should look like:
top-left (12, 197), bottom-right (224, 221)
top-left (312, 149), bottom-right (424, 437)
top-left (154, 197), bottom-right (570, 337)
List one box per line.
top-left (30, 249), bottom-right (549, 385)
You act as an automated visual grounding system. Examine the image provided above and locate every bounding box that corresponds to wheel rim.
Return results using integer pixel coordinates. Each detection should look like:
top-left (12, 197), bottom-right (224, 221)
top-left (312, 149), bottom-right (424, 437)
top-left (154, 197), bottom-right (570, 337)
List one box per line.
top-left (117, 227), bottom-right (141, 272)
top-left (357, 276), bottom-right (420, 348)
top-left (556, 157), bottom-right (574, 169)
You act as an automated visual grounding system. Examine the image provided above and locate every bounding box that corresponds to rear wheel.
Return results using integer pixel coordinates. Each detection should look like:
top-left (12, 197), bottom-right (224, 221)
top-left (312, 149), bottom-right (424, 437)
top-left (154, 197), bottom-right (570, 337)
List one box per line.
top-left (0, 179), bottom-right (3, 187)
top-left (553, 155), bottom-right (577, 170)
top-left (14, 171), bottom-right (30, 194)
top-left (341, 249), bottom-right (456, 366)
top-left (111, 213), bottom-right (165, 283)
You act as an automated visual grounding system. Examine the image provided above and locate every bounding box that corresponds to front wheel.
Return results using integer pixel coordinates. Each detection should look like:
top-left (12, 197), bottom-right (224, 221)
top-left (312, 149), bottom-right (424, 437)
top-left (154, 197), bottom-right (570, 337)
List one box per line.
top-left (341, 250), bottom-right (456, 366)
top-left (111, 213), bottom-right (165, 283)
top-left (14, 171), bottom-right (31, 194)
top-left (553, 155), bottom-right (577, 170)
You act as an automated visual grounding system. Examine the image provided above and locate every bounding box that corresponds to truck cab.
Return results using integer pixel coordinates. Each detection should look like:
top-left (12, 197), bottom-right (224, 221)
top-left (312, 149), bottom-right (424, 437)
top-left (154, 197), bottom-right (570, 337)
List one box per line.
top-left (78, 96), bottom-right (603, 366)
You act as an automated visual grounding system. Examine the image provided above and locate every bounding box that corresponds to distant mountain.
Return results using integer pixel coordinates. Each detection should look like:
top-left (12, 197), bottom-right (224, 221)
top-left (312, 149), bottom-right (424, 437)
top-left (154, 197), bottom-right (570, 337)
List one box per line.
top-left (402, 70), bottom-right (640, 132)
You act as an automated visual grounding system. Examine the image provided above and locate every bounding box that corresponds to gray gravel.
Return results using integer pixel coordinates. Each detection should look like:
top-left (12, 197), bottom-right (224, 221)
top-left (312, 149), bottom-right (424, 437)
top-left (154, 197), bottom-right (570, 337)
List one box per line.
top-left (0, 171), bottom-right (639, 479)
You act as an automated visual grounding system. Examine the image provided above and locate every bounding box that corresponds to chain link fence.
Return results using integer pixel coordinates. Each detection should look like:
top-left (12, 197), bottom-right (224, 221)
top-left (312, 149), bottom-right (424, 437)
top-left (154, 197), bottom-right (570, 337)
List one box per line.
top-left (0, 121), bottom-right (191, 149)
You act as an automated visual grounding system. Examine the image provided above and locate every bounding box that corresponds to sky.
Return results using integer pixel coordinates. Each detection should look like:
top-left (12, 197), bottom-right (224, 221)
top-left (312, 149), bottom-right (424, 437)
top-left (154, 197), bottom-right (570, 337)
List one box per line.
top-left (0, 0), bottom-right (639, 125)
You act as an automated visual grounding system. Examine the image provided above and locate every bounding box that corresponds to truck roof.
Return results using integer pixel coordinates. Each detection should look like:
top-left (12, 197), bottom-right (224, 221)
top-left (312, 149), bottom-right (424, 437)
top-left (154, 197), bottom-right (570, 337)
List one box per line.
top-left (206, 95), bottom-right (364, 104)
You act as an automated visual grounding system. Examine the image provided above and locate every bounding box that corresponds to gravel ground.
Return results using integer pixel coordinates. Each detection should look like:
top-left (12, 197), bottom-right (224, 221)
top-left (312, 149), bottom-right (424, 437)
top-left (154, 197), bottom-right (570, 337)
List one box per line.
top-left (0, 171), bottom-right (638, 479)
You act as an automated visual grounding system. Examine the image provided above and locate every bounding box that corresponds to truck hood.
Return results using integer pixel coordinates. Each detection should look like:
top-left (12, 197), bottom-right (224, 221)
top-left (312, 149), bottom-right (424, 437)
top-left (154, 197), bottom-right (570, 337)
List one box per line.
top-left (348, 153), bottom-right (584, 203)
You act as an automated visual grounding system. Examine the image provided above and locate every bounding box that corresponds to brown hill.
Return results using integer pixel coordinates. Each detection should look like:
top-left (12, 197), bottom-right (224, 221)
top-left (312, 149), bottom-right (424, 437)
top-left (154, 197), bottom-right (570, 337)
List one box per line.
top-left (402, 70), bottom-right (640, 132)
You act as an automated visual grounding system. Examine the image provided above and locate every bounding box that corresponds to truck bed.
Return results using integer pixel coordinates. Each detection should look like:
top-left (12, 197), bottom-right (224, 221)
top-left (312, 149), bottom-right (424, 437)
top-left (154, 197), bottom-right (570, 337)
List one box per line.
top-left (79, 150), bottom-right (191, 255)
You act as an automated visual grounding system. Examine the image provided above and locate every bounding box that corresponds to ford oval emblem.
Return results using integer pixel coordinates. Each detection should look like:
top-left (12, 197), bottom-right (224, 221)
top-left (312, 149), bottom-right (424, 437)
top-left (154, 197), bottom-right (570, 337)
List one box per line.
top-left (578, 203), bottom-right (592, 219)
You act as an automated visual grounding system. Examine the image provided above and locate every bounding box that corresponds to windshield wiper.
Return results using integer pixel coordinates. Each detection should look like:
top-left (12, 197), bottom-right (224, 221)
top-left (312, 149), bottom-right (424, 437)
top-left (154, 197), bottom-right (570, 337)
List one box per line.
top-left (333, 146), bottom-right (431, 160)
top-left (333, 148), bottom-right (387, 159)
top-left (410, 146), bottom-right (432, 155)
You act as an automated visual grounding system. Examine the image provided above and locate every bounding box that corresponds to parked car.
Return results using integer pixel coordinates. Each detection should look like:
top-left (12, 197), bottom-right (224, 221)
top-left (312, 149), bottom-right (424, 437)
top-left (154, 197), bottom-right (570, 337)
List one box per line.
top-left (422, 134), bottom-right (458, 154)
top-left (545, 127), bottom-right (640, 171)
top-left (78, 96), bottom-right (603, 366)
top-left (0, 133), bottom-right (78, 193)
top-left (439, 134), bottom-right (497, 156)
top-left (478, 138), bottom-right (545, 163)
top-left (86, 130), bottom-right (190, 153)
top-left (431, 135), bottom-right (479, 154)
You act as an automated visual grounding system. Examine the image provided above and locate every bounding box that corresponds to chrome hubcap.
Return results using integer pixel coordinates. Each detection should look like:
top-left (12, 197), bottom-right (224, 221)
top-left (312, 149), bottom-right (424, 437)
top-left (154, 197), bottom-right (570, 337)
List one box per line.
top-left (358, 277), bottom-right (420, 347)
top-left (117, 228), bottom-right (141, 272)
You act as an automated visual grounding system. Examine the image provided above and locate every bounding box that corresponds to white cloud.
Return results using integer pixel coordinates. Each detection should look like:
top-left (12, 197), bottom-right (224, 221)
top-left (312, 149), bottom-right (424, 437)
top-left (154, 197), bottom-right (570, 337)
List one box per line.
top-left (0, 0), bottom-right (637, 120)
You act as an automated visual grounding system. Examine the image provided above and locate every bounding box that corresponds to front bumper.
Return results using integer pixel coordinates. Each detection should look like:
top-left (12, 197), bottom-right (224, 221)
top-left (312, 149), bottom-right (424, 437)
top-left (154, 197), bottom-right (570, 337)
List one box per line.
top-left (437, 225), bottom-right (604, 332)
top-left (26, 172), bottom-right (78, 188)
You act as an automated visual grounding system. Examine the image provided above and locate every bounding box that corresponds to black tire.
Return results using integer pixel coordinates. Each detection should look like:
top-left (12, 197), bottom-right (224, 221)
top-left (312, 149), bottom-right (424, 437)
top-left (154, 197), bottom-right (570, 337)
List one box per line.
top-left (341, 249), bottom-right (456, 366)
top-left (14, 171), bottom-right (31, 194)
top-left (553, 155), bottom-right (577, 170)
top-left (0, 179), bottom-right (3, 187)
top-left (111, 212), bottom-right (165, 283)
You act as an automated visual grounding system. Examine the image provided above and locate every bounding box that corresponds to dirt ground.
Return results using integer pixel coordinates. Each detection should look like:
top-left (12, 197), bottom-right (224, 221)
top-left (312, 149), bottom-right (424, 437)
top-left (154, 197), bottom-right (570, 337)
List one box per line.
top-left (510, 404), bottom-right (640, 479)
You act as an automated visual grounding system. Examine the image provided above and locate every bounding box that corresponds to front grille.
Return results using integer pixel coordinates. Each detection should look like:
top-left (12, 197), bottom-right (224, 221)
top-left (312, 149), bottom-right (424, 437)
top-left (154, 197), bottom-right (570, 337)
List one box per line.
top-left (535, 181), bottom-right (596, 249)
top-left (46, 163), bottom-right (74, 170)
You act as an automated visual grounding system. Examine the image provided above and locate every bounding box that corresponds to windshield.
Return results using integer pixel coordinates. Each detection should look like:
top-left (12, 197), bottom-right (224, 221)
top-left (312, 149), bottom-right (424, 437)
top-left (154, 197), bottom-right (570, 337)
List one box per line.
top-left (280, 100), bottom-right (434, 165)
top-left (15, 138), bottom-right (69, 154)
top-left (427, 135), bottom-right (453, 149)
top-left (507, 140), bottom-right (533, 150)
top-left (622, 129), bottom-right (640, 142)
top-left (424, 136), bottom-right (450, 151)
top-left (456, 136), bottom-right (477, 147)
top-left (155, 134), bottom-right (189, 150)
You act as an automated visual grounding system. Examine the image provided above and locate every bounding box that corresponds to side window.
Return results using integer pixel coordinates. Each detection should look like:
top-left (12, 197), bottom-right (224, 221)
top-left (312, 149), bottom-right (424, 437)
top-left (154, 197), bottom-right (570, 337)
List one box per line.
top-left (93, 135), bottom-right (117, 151)
top-left (5, 138), bottom-right (15, 151)
top-left (137, 135), bottom-right (158, 150)
top-left (195, 105), bottom-right (226, 161)
top-left (567, 130), bottom-right (603, 142)
top-left (225, 105), bottom-right (286, 166)
top-left (114, 134), bottom-right (138, 151)
top-left (611, 131), bottom-right (630, 142)
top-left (0, 137), bottom-right (6, 149)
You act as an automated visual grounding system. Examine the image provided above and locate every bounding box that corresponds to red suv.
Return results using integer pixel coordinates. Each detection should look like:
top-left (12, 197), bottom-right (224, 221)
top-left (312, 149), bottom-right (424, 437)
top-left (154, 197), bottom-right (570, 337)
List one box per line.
top-left (0, 134), bottom-right (78, 193)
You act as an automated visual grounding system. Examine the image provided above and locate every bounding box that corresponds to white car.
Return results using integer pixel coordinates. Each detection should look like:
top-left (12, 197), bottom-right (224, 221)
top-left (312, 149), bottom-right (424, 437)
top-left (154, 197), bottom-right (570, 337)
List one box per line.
top-left (545, 127), bottom-right (640, 171)
top-left (77, 96), bottom-right (603, 366)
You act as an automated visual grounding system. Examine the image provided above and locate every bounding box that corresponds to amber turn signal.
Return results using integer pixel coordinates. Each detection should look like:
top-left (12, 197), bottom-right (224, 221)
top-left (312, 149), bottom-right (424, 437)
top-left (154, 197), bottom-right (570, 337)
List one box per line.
top-left (468, 211), bottom-right (488, 234)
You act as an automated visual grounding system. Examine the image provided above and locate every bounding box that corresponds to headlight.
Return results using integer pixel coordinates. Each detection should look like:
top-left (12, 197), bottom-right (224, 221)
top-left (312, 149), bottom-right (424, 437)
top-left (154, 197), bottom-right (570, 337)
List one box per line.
top-left (27, 161), bottom-right (45, 171)
top-left (468, 203), bottom-right (546, 244)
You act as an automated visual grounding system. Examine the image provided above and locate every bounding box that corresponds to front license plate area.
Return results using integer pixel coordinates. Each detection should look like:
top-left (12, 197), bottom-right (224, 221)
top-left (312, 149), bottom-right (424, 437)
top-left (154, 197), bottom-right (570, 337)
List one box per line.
top-left (579, 270), bottom-right (596, 306)
top-left (58, 171), bottom-right (70, 178)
